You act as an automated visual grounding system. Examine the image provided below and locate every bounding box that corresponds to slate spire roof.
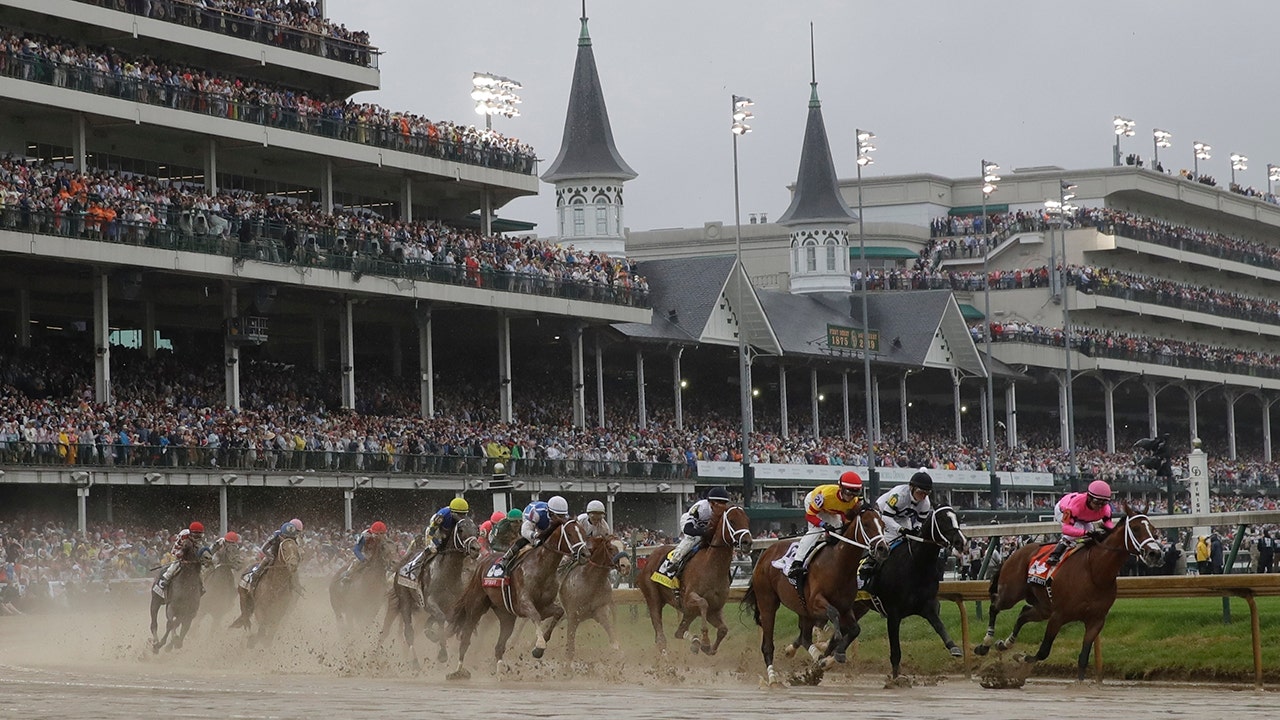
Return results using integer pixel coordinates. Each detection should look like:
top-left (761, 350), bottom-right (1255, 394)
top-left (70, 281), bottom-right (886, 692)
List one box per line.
top-left (776, 80), bottom-right (857, 226)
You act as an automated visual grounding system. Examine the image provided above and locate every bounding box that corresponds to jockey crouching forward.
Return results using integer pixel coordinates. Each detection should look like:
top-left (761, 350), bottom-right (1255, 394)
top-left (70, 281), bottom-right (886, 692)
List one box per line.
top-left (156, 521), bottom-right (205, 596)
top-left (651, 486), bottom-right (730, 588)
top-left (208, 531), bottom-right (242, 568)
top-left (401, 499), bottom-right (471, 582)
top-left (1046, 480), bottom-right (1115, 567)
top-left (495, 495), bottom-right (571, 571)
top-left (860, 470), bottom-right (934, 588)
top-left (245, 519), bottom-right (303, 590)
top-left (576, 499), bottom-right (612, 539)
top-left (340, 521), bottom-right (388, 582)
top-left (489, 508), bottom-right (525, 553)
top-left (785, 472), bottom-right (865, 583)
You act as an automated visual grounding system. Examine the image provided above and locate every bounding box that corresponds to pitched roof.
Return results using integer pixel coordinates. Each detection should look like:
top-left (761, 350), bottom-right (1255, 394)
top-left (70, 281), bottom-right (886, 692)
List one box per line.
top-left (612, 255), bottom-right (734, 343)
top-left (540, 16), bottom-right (637, 184)
top-left (775, 83), bottom-right (858, 227)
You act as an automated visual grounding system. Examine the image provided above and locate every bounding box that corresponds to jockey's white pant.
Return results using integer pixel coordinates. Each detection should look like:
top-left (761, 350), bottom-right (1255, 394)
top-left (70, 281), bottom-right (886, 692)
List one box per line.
top-left (790, 525), bottom-right (828, 570)
top-left (160, 561), bottom-right (180, 582)
top-left (668, 534), bottom-right (700, 565)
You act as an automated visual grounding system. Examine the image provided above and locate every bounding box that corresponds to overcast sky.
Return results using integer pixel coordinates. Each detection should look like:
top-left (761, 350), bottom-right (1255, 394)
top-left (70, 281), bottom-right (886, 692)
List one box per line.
top-left (330, 1), bottom-right (1275, 235)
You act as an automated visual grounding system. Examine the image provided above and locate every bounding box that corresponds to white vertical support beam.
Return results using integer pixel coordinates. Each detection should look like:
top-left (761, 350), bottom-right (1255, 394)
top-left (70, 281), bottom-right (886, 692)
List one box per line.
top-left (672, 347), bottom-right (684, 431)
top-left (77, 487), bottom-right (89, 536)
top-left (219, 485), bottom-right (228, 536)
top-left (636, 348), bottom-right (647, 429)
top-left (92, 270), bottom-right (111, 404)
top-left (16, 288), bottom-right (30, 348)
top-left (606, 494), bottom-right (615, 530)
top-left (321, 159), bottom-right (334, 214)
top-left (872, 375), bottom-right (882, 441)
top-left (204, 138), bottom-right (218, 194)
top-left (841, 371), bottom-right (851, 441)
top-left (417, 306), bottom-right (434, 419)
top-left (778, 365), bottom-right (789, 439)
top-left (952, 369), bottom-right (962, 444)
top-left (401, 176), bottom-right (413, 222)
top-left (1187, 385), bottom-right (1200, 443)
top-left (1145, 380), bottom-right (1160, 437)
top-left (390, 325), bottom-right (403, 378)
top-left (595, 336), bottom-right (605, 428)
top-left (343, 490), bottom-right (354, 534)
top-left (1102, 381), bottom-right (1116, 454)
top-left (73, 115), bottom-right (87, 173)
top-left (498, 314), bottom-right (513, 423)
top-left (900, 373), bottom-right (909, 442)
top-left (143, 301), bottom-right (157, 359)
top-left (571, 324), bottom-right (586, 428)
top-left (1006, 382), bottom-right (1018, 448)
top-left (810, 368), bottom-right (820, 439)
top-left (313, 315), bottom-right (326, 372)
top-left (979, 389), bottom-right (990, 446)
top-left (1264, 397), bottom-right (1275, 464)
top-left (1226, 390), bottom-right (1238, 461)
top-left (223, 285), bottom-right (240, 409)
top-left (1058, 373), bottom-right (1070, 451)
top-left (339, 297), bottom-right (355, 410)
top-left (482, 189), bottom-right (493, 238)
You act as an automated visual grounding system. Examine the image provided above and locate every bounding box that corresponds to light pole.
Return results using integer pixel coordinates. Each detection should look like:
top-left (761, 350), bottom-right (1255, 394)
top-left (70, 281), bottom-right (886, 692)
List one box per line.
top-left (732, 94), bottom-right (754, 507)
top-left (1269, 164), bottom-right (1280, 196)
top-left (980, 160), bottom-right (1000, 510)
top-left (1046, 180), bottom-right (1079, 490)
top-left (1153, 129), bottom-right (1172, 170)
top-left (1113, 116), bottom-right (1135, 166)
top-left (856, 128), bottom-right (878, 498)
top-left (1193, 141), bottom-right (1211, 177)
top-left (1230, 153), bottom-right (1248, 187)
top-left (471, 71), bottom-right (522, 236)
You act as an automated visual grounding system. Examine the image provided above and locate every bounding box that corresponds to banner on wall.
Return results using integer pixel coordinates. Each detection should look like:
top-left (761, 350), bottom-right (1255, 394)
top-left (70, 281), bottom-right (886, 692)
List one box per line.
top-left (695, 462), bottom-right (1053, 488)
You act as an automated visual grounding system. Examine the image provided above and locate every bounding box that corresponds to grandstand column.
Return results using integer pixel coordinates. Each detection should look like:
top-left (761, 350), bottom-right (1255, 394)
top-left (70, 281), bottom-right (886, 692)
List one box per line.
top-left (223, 286), bottom-right (240, 409)
top-left (571, 324), bottom-right (586, 428)
top-left (900, 372), bottom-right (910, 442)
top-left (1144, 379), bottom-right (1164, 437)
top-left (343, 490), bottom-right (354, 534)
top-left (951, 369), bottom-right (962, 443)
top-left (979, 390), bottom-right (989, 447)
top-left (1101, 378), bottom-right (1118, 453)
top-left (390, 325), bottom-right (403, 377)
top-left (1263, 398), bottom-right (1274, 463)
top-left (92, 270), bottom-right (111, 404)
top-left (672, 347), bottom-right (684, 430)
top-left (498, 314), bottom-right (513, 423)
top-left (219, 485), bottom-right (228, 537)
top-left (204, 139), bottom-right (218, 194)
top-left (16, 288), bottom-right (30, 348)
top-left (594, 336), bottom-right (605, 427)
top-left (1005, 382), bottom-right (1018, 447)
top-left (1056, 371), bottom-right (1069, 450)
top-left (322, 159), bottom-right (334, 213)
top-left (339, 298), bottom-right (355, 409)
top-left (636, 349), bottom-right (647, 429)
top-left (778, 366), bottom-right (789, 438)
top-left (872, 376), bottom-right (882, 441)
top-left (842, 371), bottom-right (850, 441)
top-left (143, 301), bottom-right (157, 359)
top-left (416, 307), bottom-right (433, 418)
top-left (1225, 389), bottom-right (1240, 461)
top-left (1184, 383), bottom-right (1206, 443)
top-left (313, 315), bottom-right (326, 372)
top-left (400, 176), bottom-right (413, 222)
top-left (73, 115), bottom-right (87, 173)
top-left (810, 369), bottom-right (819, 439)
top-left (76, 487), bottom-right (88, 537)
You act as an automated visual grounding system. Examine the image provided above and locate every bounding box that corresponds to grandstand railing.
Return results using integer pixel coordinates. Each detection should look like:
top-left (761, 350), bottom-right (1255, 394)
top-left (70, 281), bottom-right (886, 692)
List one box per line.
top-left (0, 52), bottom-right (536, 175)
top-left (1103, 217), bottom-right (1280, 274)
top-left (993, 334), bottom-right (1280, 381)
top-left (1082, 281), bottom-right (1280, 328)
top-left (2, 209), bottom-right (651, 308)
top-left (0, 445), bottom-right (691, 479)
top-left (70, 0), bottom-right (379, 68)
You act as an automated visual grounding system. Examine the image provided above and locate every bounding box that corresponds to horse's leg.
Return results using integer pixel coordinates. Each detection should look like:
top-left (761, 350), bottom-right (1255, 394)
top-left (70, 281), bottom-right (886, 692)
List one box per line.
top-left (532, 600), bottom-right (566, 660)
top-left (645, 594), bottom-right (668, 652)
top-left (887, 613), bottom-right (905, 677)
top-left (680, 591), bottom-right (710, 653)
top-left (998, 602), bottom-right (1048, 652)
top-left (829, 606), bottom-right (862, 665)
top-left (1027, 613), bottom-right (1066, 665)
top-left (704, 606), bottom-right (729, 656)
top-left (922, 598), bottom-right (963, 658)
top-left (1075, 616), bottom-right (1107, 682)
top-left (592, 603), bottom-right (620, 652)
top-left (564, 610), bottom-right (581, 660)
top-left (398, 593), bottom-right (421, 668)
top-left (757, 588), bottom-right (784, 685)
top-left (974, 582), bottom-right (1021, 656)
top-left (149, 595), bottom-right (162, 653)
top-left (493, 610), bottom-right (517, 670)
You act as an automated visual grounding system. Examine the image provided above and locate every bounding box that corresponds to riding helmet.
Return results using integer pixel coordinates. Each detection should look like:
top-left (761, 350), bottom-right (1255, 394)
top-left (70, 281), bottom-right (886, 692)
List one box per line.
top-left (547, 496), bottom-right (570, 516)
top-left (449, 498), bottom-right (470, 513)
top-left (370, 521), bottom-right (387, 534)
top-left (224, 531), bottom-right (240, 544)
top-left (188, 521), bottom-right (205, 534)
top-left (909, 469), bottom-right (934, 492)
top-left (706, 486), bottom-right (731, 502)
top-left (838, 471), bottom-right (863, 492)
top-left (586, 500), bottom-right (606, 514)
top-left (1087, 479), bottom-right (1112, 501)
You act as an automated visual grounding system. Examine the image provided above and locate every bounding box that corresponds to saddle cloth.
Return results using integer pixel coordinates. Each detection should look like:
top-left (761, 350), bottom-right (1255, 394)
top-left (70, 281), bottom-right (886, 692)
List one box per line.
top-left (396, 551), bottom-right (425, 588)
top-left (482, 561), bottom-right (510, 588)
top-left (771, 541), bottom-right (801, 571)
top-left (1027, 543), bottom-right (1078, 585)
top-left (238, 566), bottom-right (256, 590)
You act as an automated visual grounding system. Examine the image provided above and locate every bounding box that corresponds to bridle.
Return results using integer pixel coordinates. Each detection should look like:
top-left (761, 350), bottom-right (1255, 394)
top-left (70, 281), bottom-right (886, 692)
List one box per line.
top-left (1103, 514), bottom-right (1162, 557)
top-left (704, 506), bottom-right (751, 549)
top-left (829, 506), bottom-right (887, 552)
top-left (441, 519), bottom-right (480, 556)
top-left (917, 506), bottom-right (966, 551)
top-left (546, 518), bottom-right (588, 559)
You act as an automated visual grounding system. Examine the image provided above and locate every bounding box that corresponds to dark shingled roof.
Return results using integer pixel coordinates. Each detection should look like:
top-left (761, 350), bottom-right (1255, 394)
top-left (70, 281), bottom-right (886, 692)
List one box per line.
top-left (776, 83), bottom-right (857, 227)
top-left (541, 17), bottom-right (637, 184)
top-left (612, 255), bottom-right (735, 343)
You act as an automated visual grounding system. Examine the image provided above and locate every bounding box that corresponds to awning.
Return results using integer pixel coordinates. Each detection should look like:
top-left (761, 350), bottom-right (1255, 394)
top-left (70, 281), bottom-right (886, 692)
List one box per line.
top-left (948, 204), bottom-right (1008, 216)
top-left (849, 245), bottom-right (919, 260)
top-left (958, 303), bottom-right (985, 321)
top-left (457, 215), bottom-right (537, 233)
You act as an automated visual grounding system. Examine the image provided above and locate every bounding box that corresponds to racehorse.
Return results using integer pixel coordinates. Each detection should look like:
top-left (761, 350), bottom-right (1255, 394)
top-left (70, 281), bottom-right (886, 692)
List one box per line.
top-left (852, 506), bottom-right (967, 677)
top-left (972, 506), bottom-right (1164, 680)
top-left (446, 519), bottom-right (587, 679)
top-left (230, 536), bottom-right (302, 648)
top-left (741, 506), bottom-right (888, 685)
top-left (636, 504), bottom-right (753, 655)
top-left (559, 535), bottom-right (628, 659)
top-left (329, 543), bottom-right (397, 629)
top-left (149, 560), bottom-right (204, 652)
top-left (379, 518), bottom-right (480, 666)
top-left (199, 558), bottom-right (240, 629)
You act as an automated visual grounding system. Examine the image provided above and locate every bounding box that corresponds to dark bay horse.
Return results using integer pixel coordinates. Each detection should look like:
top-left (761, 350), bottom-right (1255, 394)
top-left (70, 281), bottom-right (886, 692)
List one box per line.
top-left (199, 559), bottom-right (240, 629)
top-left (636, 505), bottom-right (753, 655)
top-left (149, 560), bottom-right (204, 652)
top-left (852, 506), bottom-right (967, 677)
top-left (559, 535), bottom-right (627, 659)
top-left (329, 542), bottom-right (397, 628)
top-left (741, 507), bottom-right (888, 686)
top-left (446, 519), bottom-right (587, 679)
top-left (972, 506), bottom-right (1164, 680)
top-left (379, 518), bottom-right (480, 666)
top-left (230, 536), bottom-right (302, 648)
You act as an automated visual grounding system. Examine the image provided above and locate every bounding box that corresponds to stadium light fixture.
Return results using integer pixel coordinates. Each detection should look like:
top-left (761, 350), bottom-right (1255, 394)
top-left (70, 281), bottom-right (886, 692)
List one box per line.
top-left (980, 159), bottom-right (1000, 510)
top-left (1230, 153), bottom-right (1248, 186)
top-left (142, 472), bottom-right (162, 485)
top-left (1112, 116), bottom-right (1135, 166)
top-left (220, 473), bottom-right (238, 485)
top-left (1193, 141), bottom-right (1211, 176)
top-left (607, 481), bottom-right (622, 493)
top-left (467, 478), bottom-right (485, 490)
top-left (655, 482), bottom-right (672, 493)
top-left (288, 476), bottom-right (305, 486)
top-left (1269, 163), bottom-right (1280, 195)
top-left (354, 475), bottom-right (371, 488)
top-left (559, 481), bottom-right (575, 491)
top-left (1153, 129), bottom-right (1172, 168)
top-left (471, 72), bottom-right (522, 123)
top-left (414, 478), bottom-right (431, 489)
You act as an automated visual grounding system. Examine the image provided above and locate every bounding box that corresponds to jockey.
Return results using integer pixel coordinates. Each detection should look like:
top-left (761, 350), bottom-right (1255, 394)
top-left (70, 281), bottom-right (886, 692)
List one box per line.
top-left (208, 531), bottom-right (242, 567)
top-left (576, 499), bottom-right (612, 539)
top-left (489, 507), bottom-right (524, 553)
top-left (651, 486), bottom-right (730, 584)
top-left (495, 495), bottom-right (570, 571)
top-left (246, 519), bottom-right (303, 590)
top-left (156, 521), bottom-right (205, 593)
top-left (1046, 480), bottom-right (1115, 566)
top-left (426, 498), bottom-right (471, 557)
top-left (860, 470), bottom-right (934, 586)
top-left (479, 511), bottom-right (504, 552)
top-left (339, 521), bottom-right (388, 582)
top-left (785, 471), bottom-right (865, 582)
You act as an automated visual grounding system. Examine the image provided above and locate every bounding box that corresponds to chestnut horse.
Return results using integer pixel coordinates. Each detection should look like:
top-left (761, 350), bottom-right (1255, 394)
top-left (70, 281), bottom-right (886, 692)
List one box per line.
top-left (559, 535), bottom-right (627, 659)
top-left (446, 519), bottom-right (587, 678)
top-left (852, 506), bottom-right (967, 677)
top-left (972, 506), bottom-right (1164, 680)
top-left (379, 518), bottom-right (480, 666)
top-left (230, 536), bottom-right (302, 648)
top-left (636, 505), bottom-right (753, 655)
top-left (741, 506), bottom-right (888, 685)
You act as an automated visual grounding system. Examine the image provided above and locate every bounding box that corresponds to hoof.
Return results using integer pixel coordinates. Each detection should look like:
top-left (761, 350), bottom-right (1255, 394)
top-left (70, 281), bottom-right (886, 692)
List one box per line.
top-left (765, 665), bottom-right (785, 688)
top-left (532, 646), bottom-right (545, 660)
top-left (150, 642), bottom-right (160, 655)
top-left (819, 655), bottom-right (837, 670)
top-left (496, 659), bottom-right (508, 673)
top-left (949, 645), bottom-right (963, 658)
top-left (833, 652), bottom-right (847, 664)
top-left (689, 638), bottom-right (702, 655)
top-left (783, 644), bottom-right (798, 658)
top-left (972, 644), bottom-right (990, 657)
top-left (446, 667), bottom-right (471, 681)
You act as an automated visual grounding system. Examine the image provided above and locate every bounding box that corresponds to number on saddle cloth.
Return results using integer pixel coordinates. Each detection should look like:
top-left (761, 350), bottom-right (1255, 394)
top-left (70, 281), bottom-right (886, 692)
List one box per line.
top-left (1027, 544), bottom-right (1072, 585)
top-left (482, 560), bottom-right (510, 587)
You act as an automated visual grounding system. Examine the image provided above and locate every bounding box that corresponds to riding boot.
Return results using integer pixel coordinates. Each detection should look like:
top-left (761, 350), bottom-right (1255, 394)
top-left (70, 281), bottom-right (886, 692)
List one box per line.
top-left (497, 537), bottom-right (530, 571)
top-left (858, 556), bottom-right (878, 591)
top-left (1046, 540), bottom-right (1069, 567)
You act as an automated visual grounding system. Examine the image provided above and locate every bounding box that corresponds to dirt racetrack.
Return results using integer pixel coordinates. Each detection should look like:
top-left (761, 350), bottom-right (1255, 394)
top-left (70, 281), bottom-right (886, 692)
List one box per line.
top-left (1, 583), bottom-right (1276, 719)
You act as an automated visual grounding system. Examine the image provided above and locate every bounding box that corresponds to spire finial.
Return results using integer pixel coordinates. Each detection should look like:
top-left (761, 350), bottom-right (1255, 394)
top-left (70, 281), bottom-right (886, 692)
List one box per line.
top-left (579, 1), bottom-right (591, 46)
top-left (808, 22), bottom-right (820, 108)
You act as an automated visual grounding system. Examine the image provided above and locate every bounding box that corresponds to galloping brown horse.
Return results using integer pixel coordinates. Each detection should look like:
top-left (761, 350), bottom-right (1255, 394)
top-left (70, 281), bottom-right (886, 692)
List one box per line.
top-left (230, 536), bottom-right (302, 648)
top-left (149, 559), bottom-right (205, 652)
top-left (559, 535), bottom-right (627, 659)
top-left (329, 540), bottom-right (396, 629)
top-left (636, 505), bottom-right (753, 655)
top-left (972, 506), bottom-right (1164, 680)
top-left (741, 506), bottom-right (888, 685)
top-left (446, 519), bottom-right (587, 678)
top-left (379, 518), bottom-right (480, 666)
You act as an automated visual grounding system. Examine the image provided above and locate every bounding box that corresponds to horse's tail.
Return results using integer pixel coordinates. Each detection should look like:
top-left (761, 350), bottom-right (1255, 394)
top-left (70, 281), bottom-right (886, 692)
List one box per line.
top-left (739, 580), bottom-right (761, 627)
top-left (445, 564), bottom-right (486, 633)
